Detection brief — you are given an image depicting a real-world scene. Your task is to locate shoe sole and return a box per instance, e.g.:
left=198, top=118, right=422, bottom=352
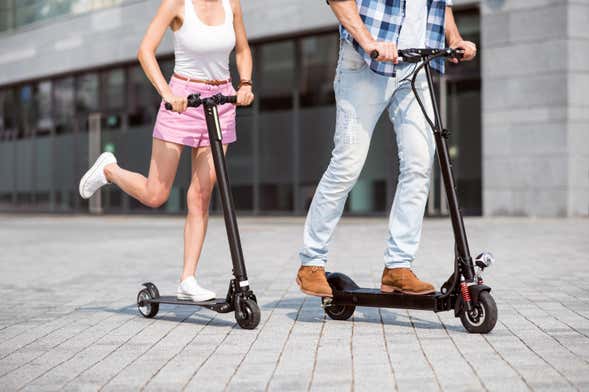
left=79, top=153, right=112, bottom=199
left=296, top=277, right=333, bottom=298
left=380, top=284, right=435, bottom=295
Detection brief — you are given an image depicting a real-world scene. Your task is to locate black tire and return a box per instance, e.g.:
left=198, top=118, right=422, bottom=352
left=137, top=288, right=159, bottom=318
left=324, top=304, right=356, bottom=321
left=235, top=298, right=261, bottom=329
left=460, top=291, right=497, bottom=334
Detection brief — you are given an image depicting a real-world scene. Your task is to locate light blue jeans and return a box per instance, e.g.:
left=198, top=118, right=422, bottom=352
left=299, top=40, right=435, bottom=269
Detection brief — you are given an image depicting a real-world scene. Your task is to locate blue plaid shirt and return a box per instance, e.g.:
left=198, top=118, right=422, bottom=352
left=340, top=0, right=450, bottom=76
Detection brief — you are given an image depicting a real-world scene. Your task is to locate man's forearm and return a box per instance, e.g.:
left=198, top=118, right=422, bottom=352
left=444, top=6, right=462, bottom=46
left=329, top=0, right=374, bottom=49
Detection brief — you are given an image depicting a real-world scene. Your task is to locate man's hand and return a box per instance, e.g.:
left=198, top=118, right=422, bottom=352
left=365, top=41, right=399, bottom=64
left=449, top=40, right=477, bottom=63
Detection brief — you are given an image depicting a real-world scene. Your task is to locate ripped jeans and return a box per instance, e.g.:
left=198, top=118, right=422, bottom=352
left=299, top=40, right=435, bottom=269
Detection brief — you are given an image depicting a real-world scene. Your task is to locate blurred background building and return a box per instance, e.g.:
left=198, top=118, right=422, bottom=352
left=0, top=0, right=586, bottom=217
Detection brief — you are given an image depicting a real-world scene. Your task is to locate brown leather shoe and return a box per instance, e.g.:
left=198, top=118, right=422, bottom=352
left=381, top=268, right=435, bottom=295
left=296, top=266, right=333, bottom=297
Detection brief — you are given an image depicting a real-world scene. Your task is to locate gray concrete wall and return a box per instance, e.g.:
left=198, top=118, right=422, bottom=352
left=0, top=0, right=336, bottom=85
left=481, top=0, right=588, bottom=216
left=0, top=0, right=480, bottom=86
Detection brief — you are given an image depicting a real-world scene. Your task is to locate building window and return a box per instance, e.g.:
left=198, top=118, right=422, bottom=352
left=101, top=68, right=125, bottom=111
left=0, top=88, right=17, bottom=140
left=0, top=4, right=13, bottom=32
left=299, top=33, right=338, bottom=107
left=258, top=41, right=295, bottom=111
left=76, top=73, right=99, bottom=116
left=128, top=65, right=160, bottom=127
left=17, top=85, right=35, bottom=139
left=54, top=77, right=75, bottom=134
left=1, top=0, right=126, bottom=33
left=35, top=81, right=53, bottom=134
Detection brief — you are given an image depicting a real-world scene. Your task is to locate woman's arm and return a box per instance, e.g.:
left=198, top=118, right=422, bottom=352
left=445, top=6, right=477, bottom=63
left=137, top=0, right=187, bottom=112
left=231, top=0, right=254, bottom=106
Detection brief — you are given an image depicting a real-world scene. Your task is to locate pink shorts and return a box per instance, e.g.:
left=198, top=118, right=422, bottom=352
left=153, top=77, right=237, bottom=148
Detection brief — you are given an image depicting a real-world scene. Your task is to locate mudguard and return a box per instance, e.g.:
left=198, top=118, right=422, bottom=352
left=142, top=282, right=160, bottom=299
left=454, top=284, right=491, bottom=317
left=325, top=272, right=360, bottom=292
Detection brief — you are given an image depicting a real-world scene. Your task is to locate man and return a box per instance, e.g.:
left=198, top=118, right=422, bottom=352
left=296, top=0, right=477, bottom=297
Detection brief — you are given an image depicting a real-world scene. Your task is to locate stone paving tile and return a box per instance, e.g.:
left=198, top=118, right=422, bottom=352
left=0, top=215, right=588, bottom=391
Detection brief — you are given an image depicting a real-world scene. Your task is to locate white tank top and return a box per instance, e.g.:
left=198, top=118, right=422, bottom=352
left=173, top=0, right=235, bottom=80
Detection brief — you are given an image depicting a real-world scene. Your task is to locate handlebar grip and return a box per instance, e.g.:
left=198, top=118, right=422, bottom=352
left=370, top=50, right=379, bottom=59
left=164, top=102, right=172, bottom=110
left=225, top=95, right=237, bottom=104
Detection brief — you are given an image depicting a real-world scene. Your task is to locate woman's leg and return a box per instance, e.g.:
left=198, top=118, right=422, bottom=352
left=105, top=138, right=183, bottom=208
left=181, top=144, right=228, bottom=281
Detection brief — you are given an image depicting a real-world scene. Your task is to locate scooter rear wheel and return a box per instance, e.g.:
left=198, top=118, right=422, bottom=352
left=324, top=304, right=355, bottom=321
left=460, top=291, right=497, bottom=334
left=137, top=289, right=159, bottom=318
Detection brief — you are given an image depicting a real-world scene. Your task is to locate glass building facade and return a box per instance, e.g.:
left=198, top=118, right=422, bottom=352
left=0, top=0, right=128, bottom=32
left=0, top=8, right=481, bottom=216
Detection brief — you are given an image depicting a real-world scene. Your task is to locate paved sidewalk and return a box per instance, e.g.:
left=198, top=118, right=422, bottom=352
left=0, top=215, right=588, bottom=391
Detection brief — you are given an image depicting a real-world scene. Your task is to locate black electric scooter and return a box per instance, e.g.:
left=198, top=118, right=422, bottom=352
left=322, top=48, right=498, bottom=334
left=136, top=93, right=261, bottom=330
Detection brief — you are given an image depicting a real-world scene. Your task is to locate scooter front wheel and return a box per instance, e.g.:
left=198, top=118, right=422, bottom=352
left=324, top=304, right=356, bottom=321
left=235, top=298, right=261, bottom=329
left=460, top=291, right=497, bottom=334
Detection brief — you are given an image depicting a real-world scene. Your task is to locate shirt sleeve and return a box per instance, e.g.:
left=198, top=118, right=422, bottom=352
left=446, top=0, right=453, bottom=6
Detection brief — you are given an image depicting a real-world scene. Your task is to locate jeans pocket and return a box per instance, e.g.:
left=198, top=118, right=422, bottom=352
left=338, top=41, right=367, bottom=73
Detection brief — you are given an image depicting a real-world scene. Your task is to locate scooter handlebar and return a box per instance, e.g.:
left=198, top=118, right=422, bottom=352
left=370, top=48, right=464, bottom=63
left=164, top=93, right=237, bottom=110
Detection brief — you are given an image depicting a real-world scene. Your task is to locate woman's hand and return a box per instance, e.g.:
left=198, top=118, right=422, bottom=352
left=236, top=85, right=254, bottom=106
left=163, top=93, right=188, bottom=113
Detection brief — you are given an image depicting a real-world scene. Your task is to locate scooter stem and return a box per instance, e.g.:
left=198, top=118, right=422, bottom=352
left=203, top=102, right=250, bottom=289
left=423, top=62, right=475, bottom=282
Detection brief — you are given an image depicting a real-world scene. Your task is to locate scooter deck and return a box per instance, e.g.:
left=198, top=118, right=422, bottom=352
left=331, top=288, right=439, bottom=311
left=146, top=296, right=227, bottom=306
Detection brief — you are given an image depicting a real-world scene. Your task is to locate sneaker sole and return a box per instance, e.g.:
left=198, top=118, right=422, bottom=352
left=380, top=284, right=435, bottom=295
left=296, top=277, right=333, bottom=298
left=79, top=153, right=112, bottom=199
left=176, top=293, right=215, bottom=302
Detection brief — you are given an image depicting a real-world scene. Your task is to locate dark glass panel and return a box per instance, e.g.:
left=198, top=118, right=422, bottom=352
left=17, top=84, right=35, bottom=139
left=76, top=73, right=99, bottom=113
left=53, top=77, right=75, bottom=134
left=101, top=68, right=125, bottom=111
left=258, top=110, right=294, bottom=211
left=0, top=88, right=18, bottom=139
left=445, top=9, right=480, bottom=80
left=35, top=81, right=53, bottom=133
left=128, top=65, right=160, bottom=126
left=258, top=41, right=295, bottom=111
left=159, top=59, right=175, bottom=81
left=299, top=33, right=338, bottom=107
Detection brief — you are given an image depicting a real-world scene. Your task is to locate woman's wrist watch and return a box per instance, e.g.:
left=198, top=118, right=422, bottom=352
left=237, top=79, right=253, bottom=90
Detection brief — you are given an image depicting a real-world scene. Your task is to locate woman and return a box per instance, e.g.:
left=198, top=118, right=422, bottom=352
left=78, top=0, right=254, bottom=301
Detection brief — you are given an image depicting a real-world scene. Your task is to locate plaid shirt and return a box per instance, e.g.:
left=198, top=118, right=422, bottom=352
left=339, top=0, right=451, bottom=76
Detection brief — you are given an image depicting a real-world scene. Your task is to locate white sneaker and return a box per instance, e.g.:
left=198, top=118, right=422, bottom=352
left=79, top=152, right=117, bottom=199
left=176, top=276, right=216, bottom=302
